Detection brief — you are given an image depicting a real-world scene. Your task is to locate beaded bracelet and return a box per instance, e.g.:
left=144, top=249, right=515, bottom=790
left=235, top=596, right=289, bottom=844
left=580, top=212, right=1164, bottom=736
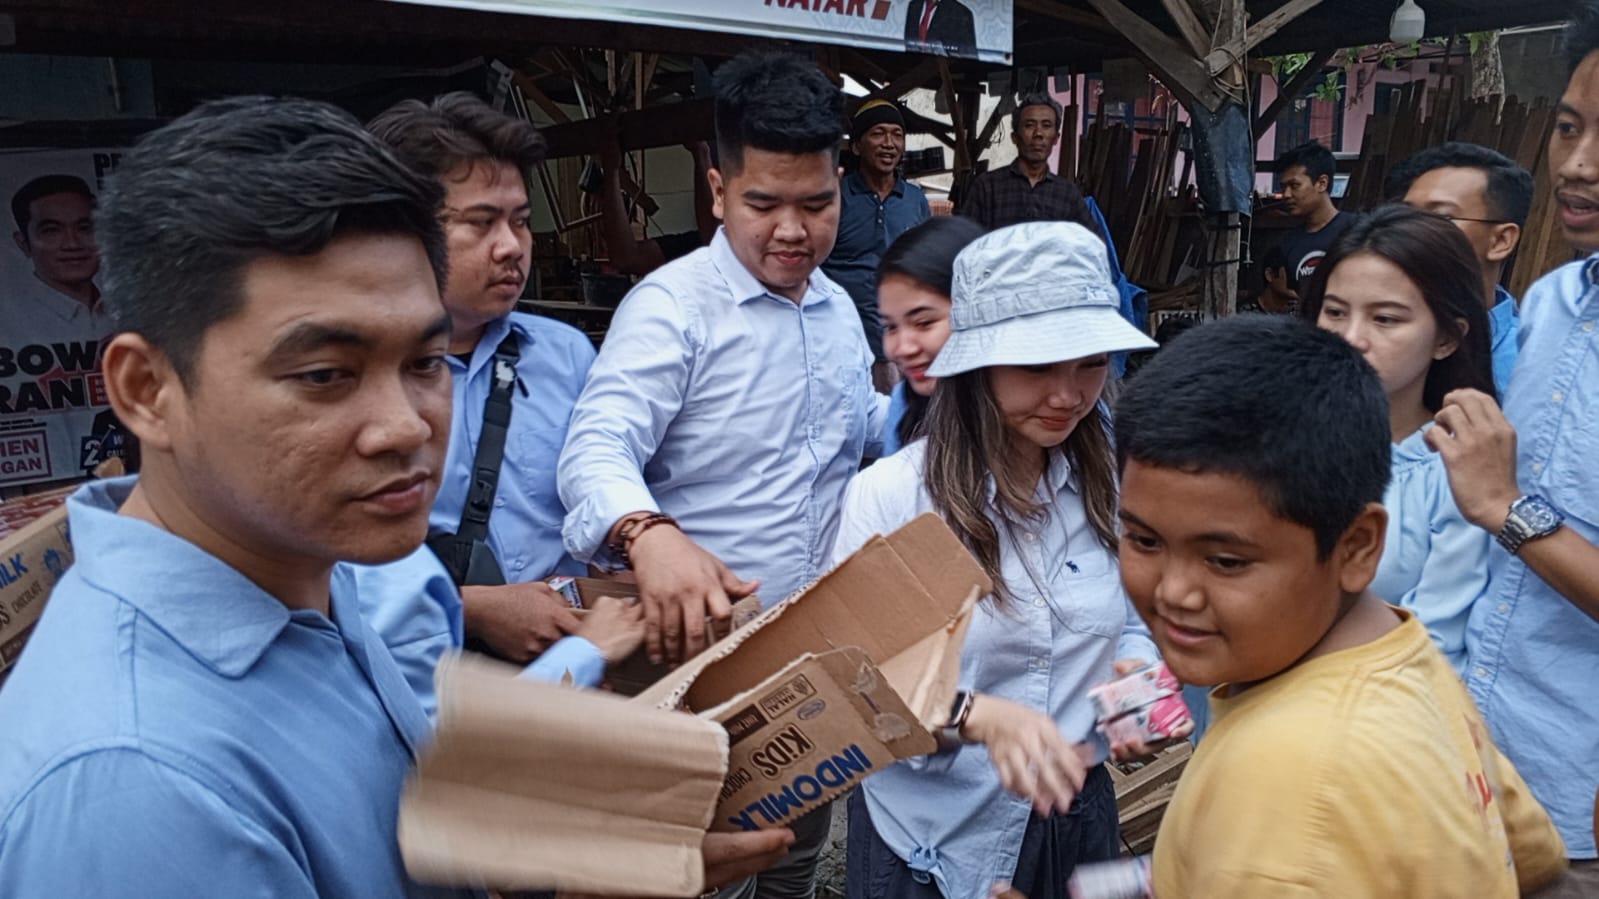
left=607, top=512, right=679, bottom=569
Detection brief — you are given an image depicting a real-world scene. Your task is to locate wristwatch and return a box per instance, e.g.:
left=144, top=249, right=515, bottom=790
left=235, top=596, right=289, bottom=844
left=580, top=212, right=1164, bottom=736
left=935, top=691, right=975, bottom=753
left=1496, top=495, right=1565, bottom=555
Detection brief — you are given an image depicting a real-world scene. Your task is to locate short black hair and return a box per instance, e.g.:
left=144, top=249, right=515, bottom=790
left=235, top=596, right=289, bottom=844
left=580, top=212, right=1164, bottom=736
left=1299, top=203, right=1497, bottom=409
left=1011, top=93, right=1064, bottom=133
left=1278, top=141, right=1335, bottom=187
left=1115, top=315, right=1391, bottom=560
left=1384, top=142, right=1533, bottom=226
left=879, top=215, right=985, bottom=298
left=11, top=174, right=94, bottom=234
left=367, top=91, right=546, bottom=181
left=712, top=51, right=843, bottom=175
left=1567, top=0, right=1599, bottom=75
left=98, top=96, right=447, bottom=383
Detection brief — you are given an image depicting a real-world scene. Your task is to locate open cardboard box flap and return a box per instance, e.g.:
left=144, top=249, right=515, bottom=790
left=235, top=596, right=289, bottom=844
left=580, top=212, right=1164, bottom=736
left=633, top=512, right=991, bottom=725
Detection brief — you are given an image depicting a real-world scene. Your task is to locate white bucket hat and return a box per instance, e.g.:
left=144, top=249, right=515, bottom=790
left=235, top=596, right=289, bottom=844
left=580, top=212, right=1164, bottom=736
left=927, top=220, right=1158, bottom=377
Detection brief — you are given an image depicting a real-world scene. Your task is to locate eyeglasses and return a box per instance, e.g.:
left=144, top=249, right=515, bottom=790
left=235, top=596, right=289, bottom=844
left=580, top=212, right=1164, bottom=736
left=1437, top=214, right=1511, bottom=225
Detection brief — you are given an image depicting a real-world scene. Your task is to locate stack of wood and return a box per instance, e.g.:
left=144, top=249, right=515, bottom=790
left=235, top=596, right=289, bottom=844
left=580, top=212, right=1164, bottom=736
left=1075, top=96, right=1192, bottom=290
left=1110, top=740, right=1192, bottom=857
left=1344, top=83, right=1576, bottom=296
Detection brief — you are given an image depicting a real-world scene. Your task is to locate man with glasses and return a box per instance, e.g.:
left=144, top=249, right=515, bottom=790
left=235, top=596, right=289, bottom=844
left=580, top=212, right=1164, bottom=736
left=1389, top=142, right=1534, bottom=395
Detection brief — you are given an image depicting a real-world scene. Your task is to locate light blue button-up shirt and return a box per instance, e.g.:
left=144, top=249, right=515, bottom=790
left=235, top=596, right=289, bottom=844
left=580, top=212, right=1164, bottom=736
left=882, top=381, right=911, bottom=455
left=1369, top=424, right=1491, bottom=675
left=0, top=478, right=473, bottom=896
left=349, top=546, right=604, bottom=720
left=1466, top=254, right=1599, bottom=859
left=559, top=228, right=888, bottom=607
left=832, top=441, right=1157, bottom=899
left=1489, top=285, right=1520, bottom=398
left=433, top=311, right=594, bottom=583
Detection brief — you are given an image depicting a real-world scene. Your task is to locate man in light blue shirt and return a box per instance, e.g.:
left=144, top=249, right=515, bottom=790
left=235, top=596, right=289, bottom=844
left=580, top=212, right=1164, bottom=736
left=364, top=94, right=640, bottom=710
left=1431, top=13, right=1599, bottom=893
left=1392, top=141, right=1533, bottom=396
left=559, top=51, right=886, bottom=899
left=0, top=97, right=474, bottom=897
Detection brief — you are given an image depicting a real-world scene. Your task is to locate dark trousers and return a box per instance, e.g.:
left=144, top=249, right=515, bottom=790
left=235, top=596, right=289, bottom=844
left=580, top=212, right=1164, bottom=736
left=846, top=766, right=1118, bottom=899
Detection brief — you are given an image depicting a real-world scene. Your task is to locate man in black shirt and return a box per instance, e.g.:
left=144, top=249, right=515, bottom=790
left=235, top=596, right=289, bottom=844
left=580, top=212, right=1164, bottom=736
left=958, top=93, right=1093, bottom=231
left=1269, top=141, right=1356, bottom=312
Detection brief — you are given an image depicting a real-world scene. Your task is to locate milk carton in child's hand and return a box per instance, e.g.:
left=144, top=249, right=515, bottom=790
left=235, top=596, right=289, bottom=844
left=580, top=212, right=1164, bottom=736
left=1088, top=662, right=1191, bottom=745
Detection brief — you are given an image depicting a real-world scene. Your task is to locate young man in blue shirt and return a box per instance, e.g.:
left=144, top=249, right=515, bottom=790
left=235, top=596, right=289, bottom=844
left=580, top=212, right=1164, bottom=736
left=559, top=50, right=887, bottom=899
left=0, top=95, right=470, bottom=897
left=365, top=94, right=640, bottom=709
left=1390, top=142, right=1533, bottom=395
left=1430, top=7, right=1599, bottom=894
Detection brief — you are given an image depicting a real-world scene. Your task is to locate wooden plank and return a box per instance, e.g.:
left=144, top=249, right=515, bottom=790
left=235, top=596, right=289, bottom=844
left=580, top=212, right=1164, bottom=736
left=858, top=57, right=940, bottom=105
left=540, top=98, right=714, bottom=159
left=1013, top=0, right=1123, bottom=37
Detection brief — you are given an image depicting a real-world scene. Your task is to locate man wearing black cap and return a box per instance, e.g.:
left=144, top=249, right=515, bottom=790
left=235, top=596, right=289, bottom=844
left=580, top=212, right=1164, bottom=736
left=822, top=99, right=931, bottom=392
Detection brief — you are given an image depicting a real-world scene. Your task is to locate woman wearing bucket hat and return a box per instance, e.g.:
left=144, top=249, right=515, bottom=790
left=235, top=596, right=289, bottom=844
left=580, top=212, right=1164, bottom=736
left=833, top=221, right=1172, bottom=899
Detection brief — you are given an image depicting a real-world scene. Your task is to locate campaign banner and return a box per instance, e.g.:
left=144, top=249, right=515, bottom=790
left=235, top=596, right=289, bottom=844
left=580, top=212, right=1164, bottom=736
left=386, top=0, right=1013, bottom=64
left=1, top=148, right=129, bottom=491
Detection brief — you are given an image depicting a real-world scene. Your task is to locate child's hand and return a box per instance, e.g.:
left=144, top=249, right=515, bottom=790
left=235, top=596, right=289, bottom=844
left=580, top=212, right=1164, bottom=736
left=1106, top=658, right=1194, bottom=762
left=961, top=694, right=1092, bottom=816
left=575, top=596, right=646, bottom=664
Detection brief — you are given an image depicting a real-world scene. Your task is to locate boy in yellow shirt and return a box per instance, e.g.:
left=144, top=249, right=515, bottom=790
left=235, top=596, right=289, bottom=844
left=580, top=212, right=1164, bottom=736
left=1111, top=316, right=1566, bottom=898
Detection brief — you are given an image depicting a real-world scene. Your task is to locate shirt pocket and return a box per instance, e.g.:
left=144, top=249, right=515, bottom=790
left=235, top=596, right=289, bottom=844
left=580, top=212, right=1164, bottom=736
left=1555, top=344, right=1599, bottom=527
left=1045, top=565, right=1126, bottom=638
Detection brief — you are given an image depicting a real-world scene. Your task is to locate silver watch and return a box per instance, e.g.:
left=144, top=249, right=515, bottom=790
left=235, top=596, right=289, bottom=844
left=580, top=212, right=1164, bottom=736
left=1496, top=495, right=1564, bottom=555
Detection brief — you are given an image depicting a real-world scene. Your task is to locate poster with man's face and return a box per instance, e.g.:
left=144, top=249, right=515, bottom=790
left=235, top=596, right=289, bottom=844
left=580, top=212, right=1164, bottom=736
left=1, top=148, right=127, bottom=491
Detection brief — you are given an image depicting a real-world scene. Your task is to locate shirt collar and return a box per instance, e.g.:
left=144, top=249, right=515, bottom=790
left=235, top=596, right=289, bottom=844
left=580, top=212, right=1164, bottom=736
left=1007, top=159, right=1056, bottom=182
left=845, top=169, right=906, bottom=198
left=982, top=448, right=1078, bottom=504
left=66, top=477, right=332, bottom=678
left=458, top=313, right=533, bottom=377
left=708, top=226, right=834, bottom=307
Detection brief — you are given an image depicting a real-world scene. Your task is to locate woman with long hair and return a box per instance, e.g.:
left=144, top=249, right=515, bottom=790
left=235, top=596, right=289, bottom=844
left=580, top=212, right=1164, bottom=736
left=1301, top=203, right=1496, bottom=673
left=834, top=222, right=1168, bottom=899
left=878, top=216, right=986, bottom=454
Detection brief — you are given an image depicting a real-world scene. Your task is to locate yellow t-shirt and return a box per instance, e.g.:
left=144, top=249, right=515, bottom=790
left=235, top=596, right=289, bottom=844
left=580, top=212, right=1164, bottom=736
left=1153, top=609, right=1566, bottom=898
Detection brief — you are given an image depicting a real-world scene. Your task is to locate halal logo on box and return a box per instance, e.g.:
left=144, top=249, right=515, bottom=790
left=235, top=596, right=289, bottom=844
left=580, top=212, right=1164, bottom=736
left=758, top=674, right=816, bottom=720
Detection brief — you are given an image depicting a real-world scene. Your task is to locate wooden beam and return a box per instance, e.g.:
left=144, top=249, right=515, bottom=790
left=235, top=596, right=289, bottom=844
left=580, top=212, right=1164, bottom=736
left=1014, top=0, right=1122, bottom=37
left=839, top=47, right=892, bottom=85
left=540, top=98, right=714, bottom=159
left=858, top=58, right=940, bottom=105
left=1251, top=47, right=1336, bottom=137
left=1082, top=0, right=1226, bottom=111
left=1161, top=0, right=1213, bottom=57
left=938, top=58, right=972, bottom=175
left=1243, top=0, right=1325, bottom=52
left=974, top=94, right=1016, bottom=159
left=1204, top=0, right=1326, bottom=74
left=514, top=72, right=571, bottom=125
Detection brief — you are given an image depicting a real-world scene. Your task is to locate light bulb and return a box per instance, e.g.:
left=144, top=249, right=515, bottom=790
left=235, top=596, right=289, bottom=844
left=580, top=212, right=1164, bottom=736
left=1390, top=0, right=1425, bottom=43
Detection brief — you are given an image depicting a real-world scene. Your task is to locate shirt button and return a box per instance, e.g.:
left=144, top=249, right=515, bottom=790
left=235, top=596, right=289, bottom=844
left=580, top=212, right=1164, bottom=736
left=1552, top=391, right=1564, bottom=404
left=494, top=498, right=506, bottom=508
left=1037, top=658, right=1050, bottom=670
left=1034, top=597, right=1046, bottom=608
left=1023, top=531, right=1039, bottom=543
left=1533, top=462, right=1544, bottom=475
left=1474, top=667, right=1489, bottom=679
left=1586, top=321, right=1597, bottom=332
left=1496, top=603, right=1510, bottom=614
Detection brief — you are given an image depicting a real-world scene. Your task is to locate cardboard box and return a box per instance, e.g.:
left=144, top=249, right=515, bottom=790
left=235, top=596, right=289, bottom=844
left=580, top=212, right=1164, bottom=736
left=633, top=512, right=989, bottom=832
left=0, top=499, right=73, bottom=677
left=399, top=513, right=991, bottom=894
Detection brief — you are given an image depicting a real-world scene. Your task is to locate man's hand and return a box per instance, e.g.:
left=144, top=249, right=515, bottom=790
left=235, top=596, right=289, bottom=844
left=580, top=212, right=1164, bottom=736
left=575, top=596, right=646, bottom=663
left=628, top=524, right=758, bottom=665
left=961, top=694, right=1091, bottom=817
left=461, top=582, right=582, bottom=664
left=1425, top=388, right=1522, bottom=532
left=703, top=828, right=795, bottom=889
